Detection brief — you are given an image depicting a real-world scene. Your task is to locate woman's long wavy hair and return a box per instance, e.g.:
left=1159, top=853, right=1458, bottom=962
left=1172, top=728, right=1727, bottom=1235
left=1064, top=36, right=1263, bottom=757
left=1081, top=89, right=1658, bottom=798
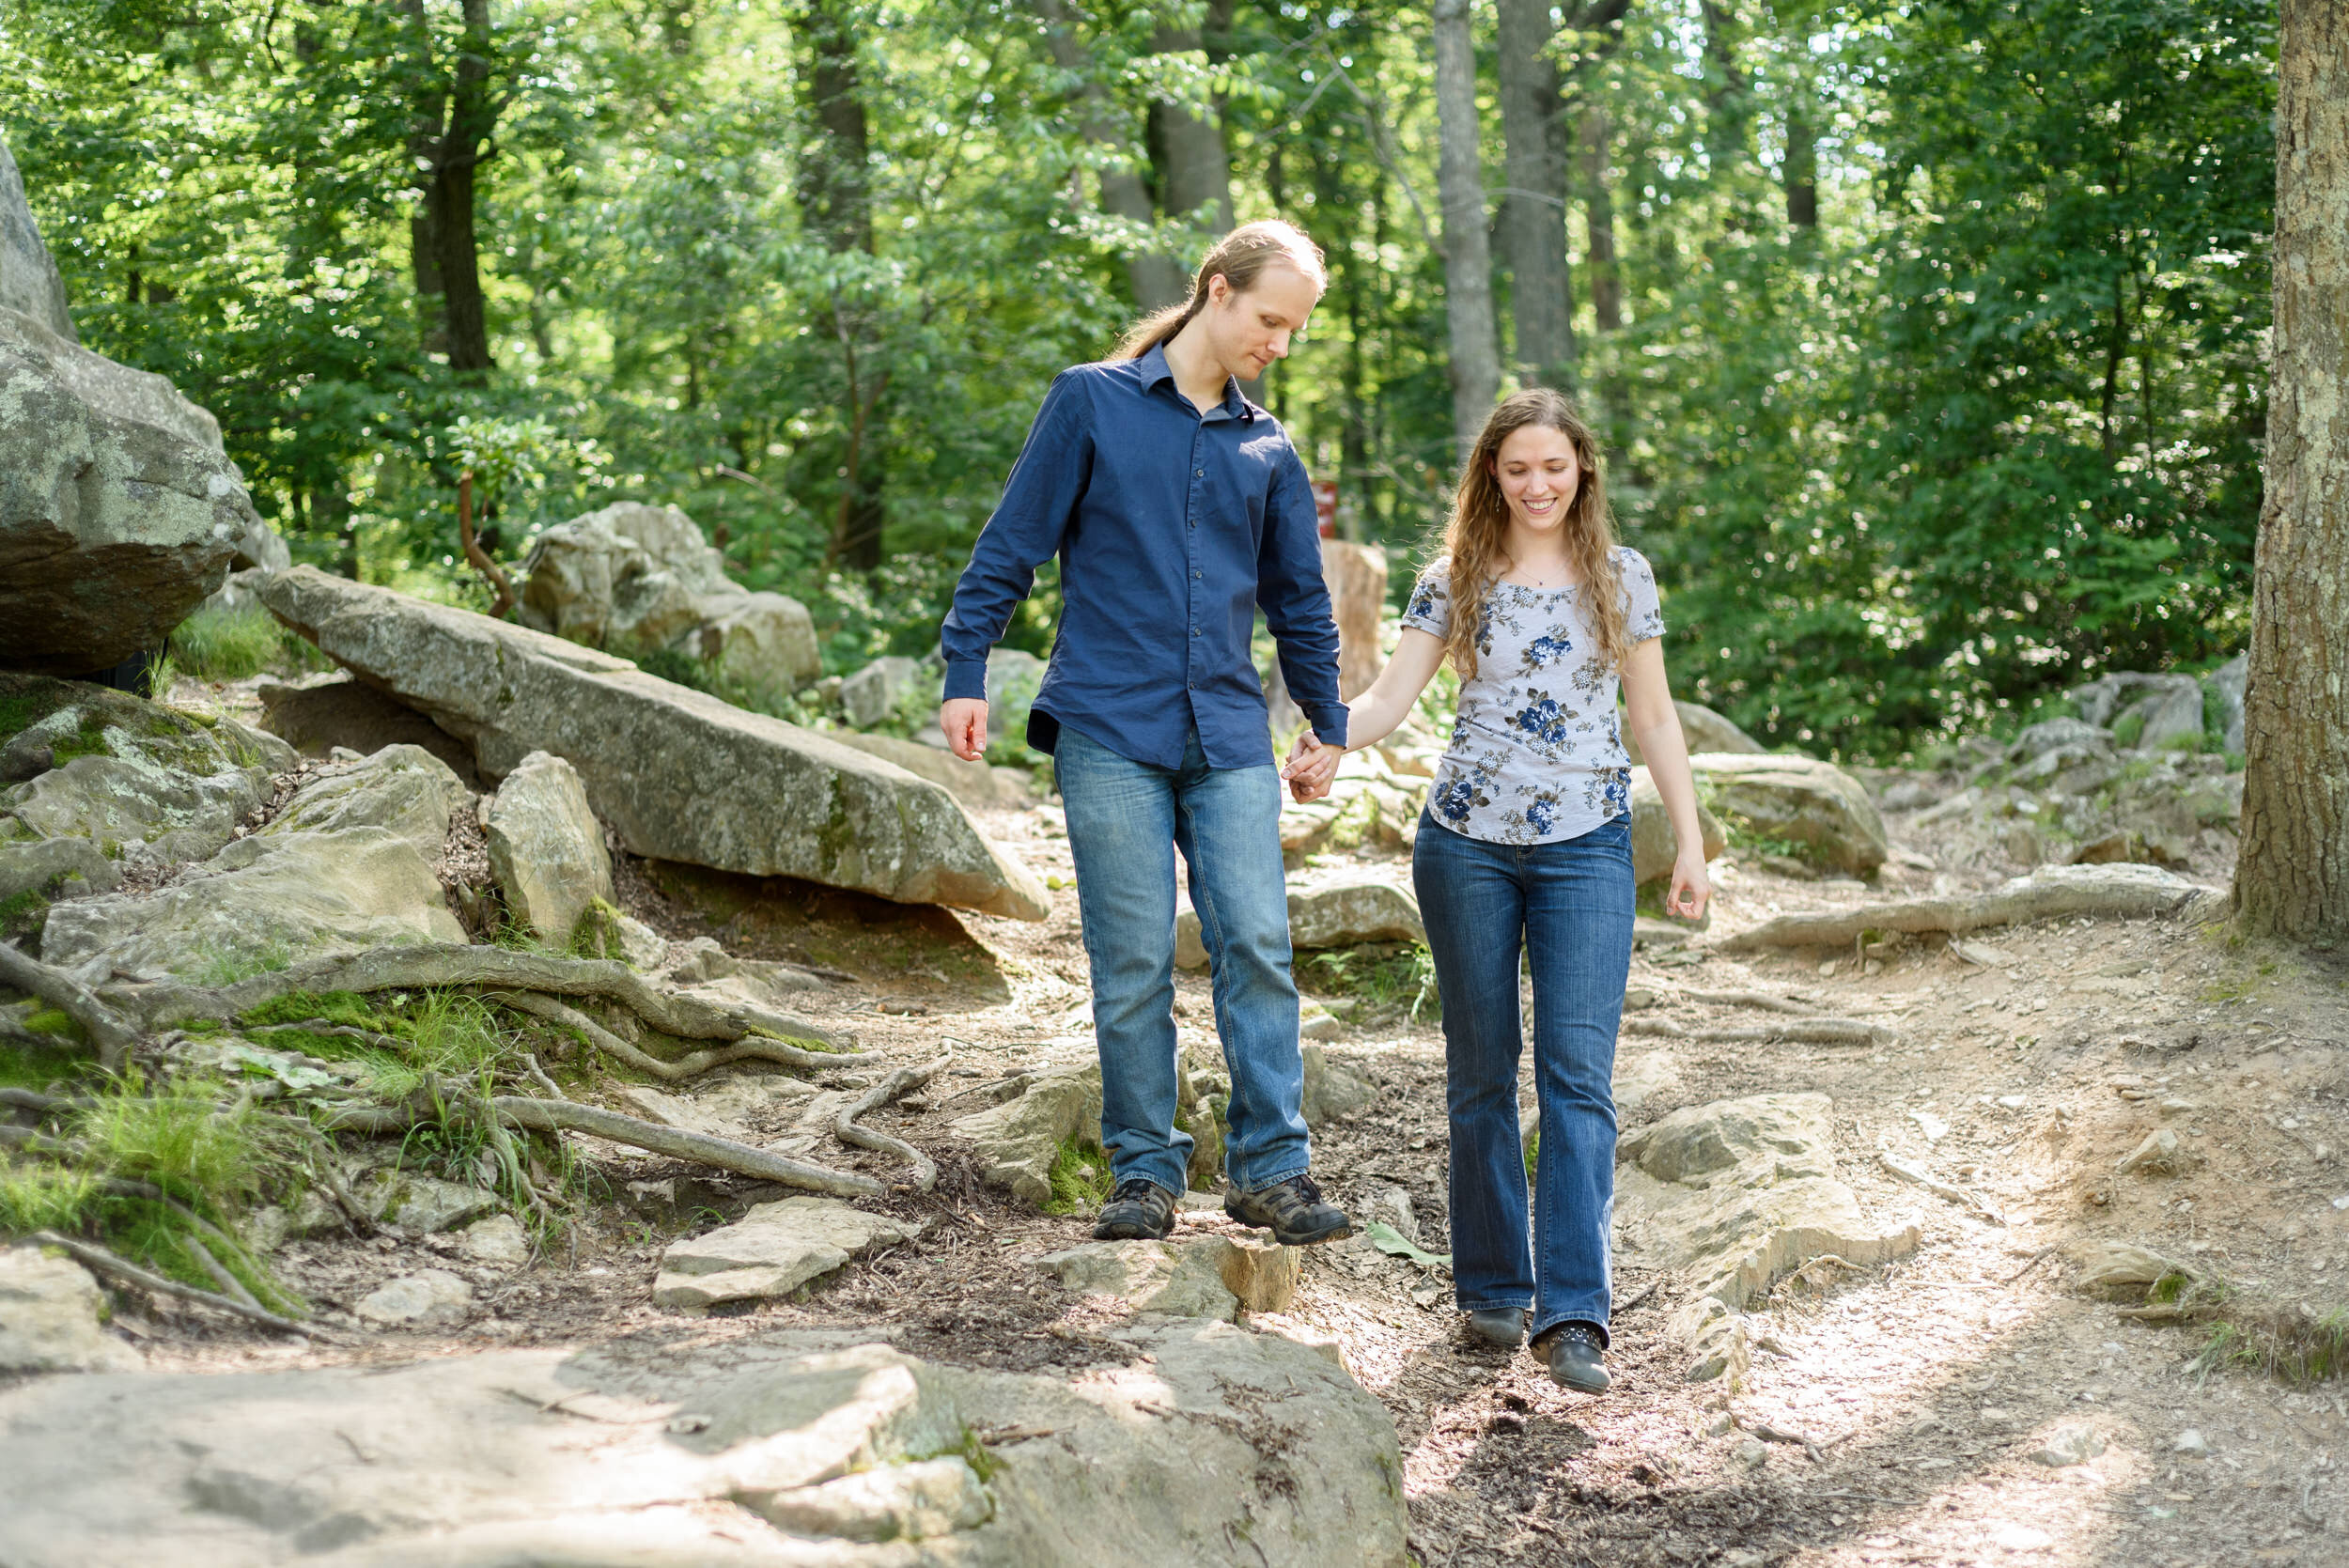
left=1112, top=220, right=1327, bottom=361
left=1438, top=389, right=1626, bottom=682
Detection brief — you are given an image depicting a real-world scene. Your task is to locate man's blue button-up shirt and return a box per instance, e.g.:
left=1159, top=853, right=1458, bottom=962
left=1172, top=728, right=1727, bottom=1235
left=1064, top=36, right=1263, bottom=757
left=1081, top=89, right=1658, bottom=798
left=941, top=344, right=1347, bottom=770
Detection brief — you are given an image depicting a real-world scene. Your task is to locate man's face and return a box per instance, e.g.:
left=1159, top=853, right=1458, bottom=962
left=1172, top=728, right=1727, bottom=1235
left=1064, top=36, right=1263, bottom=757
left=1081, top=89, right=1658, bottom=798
left=1206, top=263, right=1319, bottom=382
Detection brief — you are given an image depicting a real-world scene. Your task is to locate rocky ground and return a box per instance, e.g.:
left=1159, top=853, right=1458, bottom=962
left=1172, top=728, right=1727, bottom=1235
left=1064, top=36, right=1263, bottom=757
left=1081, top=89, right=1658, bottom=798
left=5, top=658, right=2343, bottom=1568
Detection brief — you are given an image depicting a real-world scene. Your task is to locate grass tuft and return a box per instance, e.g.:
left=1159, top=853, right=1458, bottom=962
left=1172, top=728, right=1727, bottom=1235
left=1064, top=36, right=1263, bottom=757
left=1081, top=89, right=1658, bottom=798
left=1043, top=1138, right=1114, bottom=1217
left=166, top=606, right=327, bottom=682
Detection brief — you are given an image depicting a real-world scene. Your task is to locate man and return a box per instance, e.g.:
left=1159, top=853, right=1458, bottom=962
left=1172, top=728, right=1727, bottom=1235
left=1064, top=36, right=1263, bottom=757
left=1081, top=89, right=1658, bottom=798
left=939, top=220, right=1350, bottom=1247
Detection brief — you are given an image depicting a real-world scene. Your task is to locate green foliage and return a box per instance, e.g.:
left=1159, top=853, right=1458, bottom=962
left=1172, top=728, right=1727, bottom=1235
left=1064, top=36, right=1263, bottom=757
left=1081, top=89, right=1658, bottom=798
left=167, top=606, right=325, bottom=683
left=73, top=1074, right=271, bottom=1213
left=1304, top=944, right=1439, bottom=1021
left=184, top=939, right=295, bottom=988
left=0, top=1164, right=101, bottom=1234
left=1043, top=1139, right=1114, bottom=1217
left=2111, top=711, right=2148, bottom=749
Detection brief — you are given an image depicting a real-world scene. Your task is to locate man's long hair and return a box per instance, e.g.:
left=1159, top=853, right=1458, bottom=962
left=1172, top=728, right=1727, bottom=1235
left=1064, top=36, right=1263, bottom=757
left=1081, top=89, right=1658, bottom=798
left=1112, top=220, right=1328, bottom=361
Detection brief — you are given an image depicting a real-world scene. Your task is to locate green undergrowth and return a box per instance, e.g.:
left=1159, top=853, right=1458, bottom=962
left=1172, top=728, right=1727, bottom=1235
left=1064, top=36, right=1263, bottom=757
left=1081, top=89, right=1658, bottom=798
left=1043, top=1138, right=1114, bottom=1216
left=2190, top=1311, right=2349, bottom=1385
left=1303, top=943, right=1439, bottom=1022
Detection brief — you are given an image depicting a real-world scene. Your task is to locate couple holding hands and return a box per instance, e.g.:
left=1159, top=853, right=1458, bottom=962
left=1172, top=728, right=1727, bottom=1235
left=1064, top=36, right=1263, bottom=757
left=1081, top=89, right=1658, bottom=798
left=938, top=221, right=1711, bottom=1395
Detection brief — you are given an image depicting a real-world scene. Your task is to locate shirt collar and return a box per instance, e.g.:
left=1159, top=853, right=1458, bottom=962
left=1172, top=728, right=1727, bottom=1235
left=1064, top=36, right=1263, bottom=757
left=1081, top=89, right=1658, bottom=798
left=1137, top=342, right=1253, bottom=423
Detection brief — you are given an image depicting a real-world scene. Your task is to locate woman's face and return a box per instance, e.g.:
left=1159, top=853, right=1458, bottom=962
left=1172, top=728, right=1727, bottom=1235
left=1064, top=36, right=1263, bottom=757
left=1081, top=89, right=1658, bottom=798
left=1491, top=424, right=1582, bottom=537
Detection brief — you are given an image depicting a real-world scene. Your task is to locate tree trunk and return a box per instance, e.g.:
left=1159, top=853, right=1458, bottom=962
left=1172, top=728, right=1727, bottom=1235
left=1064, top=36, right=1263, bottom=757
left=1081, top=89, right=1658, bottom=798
left=431, top=0, right=496, bottom=373
left=1784, top=95, right=1818, bottom=229
left=1700, top=0, right=1749, bottom=173
left=1146, top=8, right=1233, bottom=231
left=802, top=0, right=887, bottom=571
left=399, top=0, right=448, bottom=357
left=1494, top=0, right=1573, bottom=387
left=1579, top=106, right=1621, bottom=332
left=1032, top=0, right=1188, bottom=309
left=1433, top=0, right=1500, bottom=463
left=2234, top=0, right=2349, bottom=943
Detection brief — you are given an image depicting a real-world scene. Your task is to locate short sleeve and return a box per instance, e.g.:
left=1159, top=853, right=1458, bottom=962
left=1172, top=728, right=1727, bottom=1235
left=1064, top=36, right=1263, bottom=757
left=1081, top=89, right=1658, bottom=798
left=1400, top=564, right=1452, bottom=639
left=1619, top=548, right=1665, bottom=642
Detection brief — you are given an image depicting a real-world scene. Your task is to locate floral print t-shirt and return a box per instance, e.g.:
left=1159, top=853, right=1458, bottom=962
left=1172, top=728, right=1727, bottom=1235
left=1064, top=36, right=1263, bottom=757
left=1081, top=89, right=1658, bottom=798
left=1400, top=547, right=1667, bottom=846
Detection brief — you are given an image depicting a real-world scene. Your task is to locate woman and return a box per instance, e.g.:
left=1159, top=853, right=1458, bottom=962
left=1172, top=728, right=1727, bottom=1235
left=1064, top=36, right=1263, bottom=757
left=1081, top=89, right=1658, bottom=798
left=1288, top=389, right=1710, bottom=1392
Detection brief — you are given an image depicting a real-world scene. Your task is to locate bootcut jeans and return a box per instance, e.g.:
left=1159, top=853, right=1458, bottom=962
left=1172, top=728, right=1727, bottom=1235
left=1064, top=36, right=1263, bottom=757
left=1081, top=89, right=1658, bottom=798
left=1053, top=722, right=1313, bottom=1196
left=1411, top=811, right=1635, bottom=1344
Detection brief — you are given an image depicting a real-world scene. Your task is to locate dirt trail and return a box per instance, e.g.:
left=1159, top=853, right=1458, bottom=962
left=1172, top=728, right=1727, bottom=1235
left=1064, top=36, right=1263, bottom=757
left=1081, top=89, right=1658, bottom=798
left=102, top=744, right=2348, bottom=1567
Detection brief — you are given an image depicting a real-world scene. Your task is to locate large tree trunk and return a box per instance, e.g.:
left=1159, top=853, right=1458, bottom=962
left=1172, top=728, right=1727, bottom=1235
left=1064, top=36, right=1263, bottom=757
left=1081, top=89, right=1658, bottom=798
left=802, top=0, right=886, bottom=571
left=1032, top=0, right=1188, bottom=310
left=1146, top=4, right=1233, bottom=232
left=432, top=0, right=496, bottom=373
left=1494, top=0, right=1573, bottom=388
left=1784, top=93, right=1818, bottom=229
left=2234, top=0, right=2349, bottom=943
left=1432, top=0, right=1500, bottom=463
left=1700, top=0, right=1750, bottom=174
left=1579, top=106, right=1622, bottom=333
left=399, top=0, right=448, bottom=357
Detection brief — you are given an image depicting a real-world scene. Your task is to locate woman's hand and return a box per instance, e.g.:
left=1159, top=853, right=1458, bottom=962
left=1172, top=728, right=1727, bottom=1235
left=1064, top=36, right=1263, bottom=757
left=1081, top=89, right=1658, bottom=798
left=1666, top=846, right=1712, bottom=922
left=1282, top=731, right=1344, bottom=802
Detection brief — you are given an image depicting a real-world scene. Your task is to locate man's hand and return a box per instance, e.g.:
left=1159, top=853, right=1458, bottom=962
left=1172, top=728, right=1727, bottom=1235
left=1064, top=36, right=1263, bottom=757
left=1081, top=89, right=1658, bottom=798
left=1666, top=847, right=1712, bottom=922
left=1281, top=730, right=1343, bottom=803
left=941, top=698, right=989, bottom=762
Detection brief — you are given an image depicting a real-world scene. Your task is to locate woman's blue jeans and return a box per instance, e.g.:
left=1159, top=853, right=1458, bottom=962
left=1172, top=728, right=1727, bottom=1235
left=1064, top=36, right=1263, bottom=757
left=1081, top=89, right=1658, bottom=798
left=1411, top=812, right=1633, bottom=1343
left=1053, top=722, right=1313, bottom=1196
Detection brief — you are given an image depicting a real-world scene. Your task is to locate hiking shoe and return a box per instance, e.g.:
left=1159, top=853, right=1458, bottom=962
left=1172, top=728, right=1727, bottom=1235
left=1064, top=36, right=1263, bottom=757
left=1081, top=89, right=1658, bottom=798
left=1534, top=1322, right=1610, bottom=1393
left=1466, top=1307, right=1529, bottom=1349
left=1222, top=1172, right=1352, bottom=1247
left=1093, top=1178, right=1176, bottom=1241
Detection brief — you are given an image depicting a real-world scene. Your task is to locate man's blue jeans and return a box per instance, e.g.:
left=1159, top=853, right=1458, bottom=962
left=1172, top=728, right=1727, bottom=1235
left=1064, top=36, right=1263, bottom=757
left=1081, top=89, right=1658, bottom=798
left=1054, top=722, right=1312, bottom=1195
left=1411, top=812, right=1634, bottom=1344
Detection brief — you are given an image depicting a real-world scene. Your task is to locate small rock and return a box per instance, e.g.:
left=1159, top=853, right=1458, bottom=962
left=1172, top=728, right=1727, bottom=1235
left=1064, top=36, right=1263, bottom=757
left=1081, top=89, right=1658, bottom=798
left=1908, top=1110, right=1950, bottom=1142
left=1735, top=1436, right=1767, bottom=1467
left=1301, top=1045, right=1374, bottom=1126
left=456, top=1215, right=530, bottom=1266
left=0, top=1249, right=141, bottom=1373
left=352, top=1169, right=499, bottom=1234
left=1299, top=1002, right=1342, bottom=1041
left=2173, top=1428, right=2212, bottom=1457
left=1952, top=939, right=2017, bottom=968
left=653, top=1197, right=917, bottom=1311
left=2115, top=1128, right=2181, bottom=1176
left=355, top=1268, right=474, bottom=1327
left=2027, top=1424, right=2105, bottom=1467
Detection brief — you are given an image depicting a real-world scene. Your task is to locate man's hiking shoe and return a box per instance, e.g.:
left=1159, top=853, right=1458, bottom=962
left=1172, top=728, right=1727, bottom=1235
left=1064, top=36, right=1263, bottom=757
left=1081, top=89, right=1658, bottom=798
left=1222, top=1173, right=1351, bottom=1246
left=1533, top=1322, right=1610, bottom=1393
left=1093, top=1179, right=1176, bottom=1241
left=1466, top=1308, right=1529, bottom=1348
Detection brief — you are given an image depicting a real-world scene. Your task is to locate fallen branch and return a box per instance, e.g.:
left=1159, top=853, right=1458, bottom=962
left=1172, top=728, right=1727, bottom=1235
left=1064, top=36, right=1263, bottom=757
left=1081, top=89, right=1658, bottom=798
left=109, top=943, right=862, bottom=1054
left=488, top=1096, right=883, bottom=1200
left=1720, top=864, right=2208, bottom=952
left=22, top=1232, right=331, bottom=1341
left=834, top=1054, right=952, bottom=1191
left=491, top=990, right=856, bottom=1078
left=0, top=941, right=142, bottom=1072
left=1876, top=1145, right=2004, bottom=1225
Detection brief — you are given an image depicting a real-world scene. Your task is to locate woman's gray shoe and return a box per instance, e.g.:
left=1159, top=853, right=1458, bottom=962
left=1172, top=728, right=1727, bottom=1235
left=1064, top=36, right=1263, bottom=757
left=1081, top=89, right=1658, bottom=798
left=1534, top=1322, right=1610, bottom=1393
left=1094, top=1178, right=1176, bottom=1241
left=1466, top=1308, right=1529, bottom=1348
left=1222, top=1173, right=1351, bottom=1246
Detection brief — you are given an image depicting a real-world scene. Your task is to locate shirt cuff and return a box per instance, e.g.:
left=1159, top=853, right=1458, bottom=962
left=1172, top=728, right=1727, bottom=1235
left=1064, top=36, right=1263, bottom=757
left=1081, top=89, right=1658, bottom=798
left=1302, top=703, right=1349, bottom=749
left=942, top=659, right=990, bottom=704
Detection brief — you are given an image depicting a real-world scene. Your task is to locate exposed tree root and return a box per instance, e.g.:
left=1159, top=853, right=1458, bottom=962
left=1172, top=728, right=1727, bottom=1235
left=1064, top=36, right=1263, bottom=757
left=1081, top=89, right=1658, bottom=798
left=107, top=943, right=863, bottom=1054
left=249, top=1018, right=412, bottom=1053
left=22, top=1232, right=331, bottom=1341
left=833, top=1054, right=952, bottom=1191
left=1877, top=1145, right=2005, bottom=1224
left=1681, top=988, right=1819, bottom=1016
left=1623, top=1016, right=1895, bottom=1047
left=490, top=990, right=859, bottom=1079
left=0, top=941, right=141, bottom=1072
left=1719, top=864, right=2209, bottom=951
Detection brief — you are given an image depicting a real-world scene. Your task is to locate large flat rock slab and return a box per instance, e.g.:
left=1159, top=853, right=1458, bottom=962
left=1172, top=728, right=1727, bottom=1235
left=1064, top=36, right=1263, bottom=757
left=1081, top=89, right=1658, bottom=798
left=0, top=1320, right=1408, bottom=1567
left=257, top=567, right=1047, bottom=921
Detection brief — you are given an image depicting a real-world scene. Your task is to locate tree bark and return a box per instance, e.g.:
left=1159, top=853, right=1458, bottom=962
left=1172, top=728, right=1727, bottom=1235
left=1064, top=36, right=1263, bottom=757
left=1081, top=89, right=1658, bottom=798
left=1784, top=95, right=1818, bottom=229
left=2234, top=0, right=2349, bottom=943
left=1145, top=5, right=1233, bottom=232
left=398, top=0, right=448, bottom=356
left=1700, top=0, right=1750, bottom=173
left=1432, top=0, right=1501, bottom=463
left=1579, top=107, right=1622, bottom=332
left=432, top=0, right=496, bottom=373
left=801, top=0, right=887, bottom=569
left=1494, top=0, right=1573, bottom=387
left=1031, top=0, right=1189, bottom=309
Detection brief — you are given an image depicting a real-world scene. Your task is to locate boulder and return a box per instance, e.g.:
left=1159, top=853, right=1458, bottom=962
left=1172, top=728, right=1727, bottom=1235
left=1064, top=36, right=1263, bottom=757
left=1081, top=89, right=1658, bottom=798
left=1176, top=877, right=1426, bottom=970
left=516, top=501, right=819, bottom=699
left=484, top=750, right=613, bottom=947
left=0, top=1248, right=140, bottom=1373
left=2010, top=717, right=2111, bottom=761
left=256, top=567, right=1048, bottom=921
left=0, top=139, right=75, bottom=340
left=0, top=834, right=119, bottom=921
left=0, top=154, right=262, bottom=672
left=2206, top=653, right=2248, bottom=754
left=950, top=1059, right=1103, bottom=1205
left=1324, top=540, right=1390, bottom=701
left=1689, top=753, right=1887, bottom=876
left=0, top=1318, right=1409, bottom=1567
left=1624, top=699, right=1765, bottom=764
left=828, top=729, right=1031, bottom=811
left=39, top=743, right=469, bottom=984
left=653, top=1197, right=920, bottom=1311
left=2066, top=672, right=2205, bottom=750
left=1629, top=766, right=1728, bottom=885
left=1614, top=1093, right=1918, bottom=1377
left=838, top=655, right=923, bottom=729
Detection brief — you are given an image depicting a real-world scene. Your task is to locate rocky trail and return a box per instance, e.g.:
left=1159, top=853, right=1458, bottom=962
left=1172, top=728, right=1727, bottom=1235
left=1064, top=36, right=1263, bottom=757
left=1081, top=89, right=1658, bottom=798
left=8, top=650, right=2344, bottom=1567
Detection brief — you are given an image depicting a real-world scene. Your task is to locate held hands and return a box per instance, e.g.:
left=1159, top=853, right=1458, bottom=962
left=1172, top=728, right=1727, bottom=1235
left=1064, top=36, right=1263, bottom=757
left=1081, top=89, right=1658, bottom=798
left=941, top=698, right=989, bottom=762
left=1666, top=846, right=1713, bottom=923
left=1281, top=730, right=1344, bottom=803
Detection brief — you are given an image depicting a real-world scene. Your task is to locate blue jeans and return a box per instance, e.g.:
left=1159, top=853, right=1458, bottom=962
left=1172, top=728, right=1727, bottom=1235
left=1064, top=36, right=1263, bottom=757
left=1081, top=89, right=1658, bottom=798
left=1054, top=722, right=1312, bottom=1194
left=1412, top=812, right=1633, bottom=1343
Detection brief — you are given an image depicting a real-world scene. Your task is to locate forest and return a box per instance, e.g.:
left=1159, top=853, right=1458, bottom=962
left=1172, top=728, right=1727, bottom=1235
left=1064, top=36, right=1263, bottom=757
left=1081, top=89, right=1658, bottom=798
left=3, top=0, right=2279, bottom=758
